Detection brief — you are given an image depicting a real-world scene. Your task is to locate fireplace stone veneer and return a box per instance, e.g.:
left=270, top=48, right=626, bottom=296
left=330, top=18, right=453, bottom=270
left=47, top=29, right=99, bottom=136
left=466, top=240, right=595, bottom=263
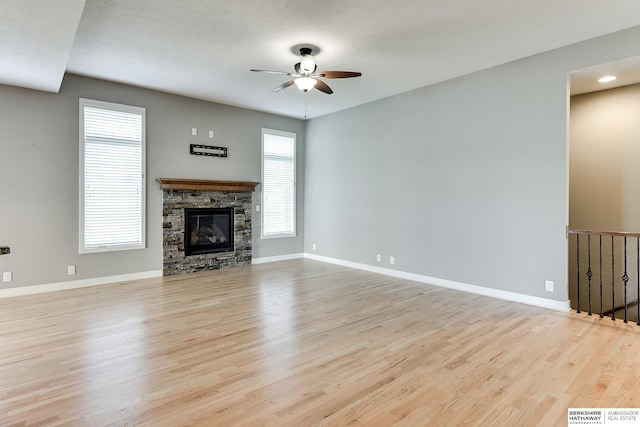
left=157, top=179, right=259, bottom=276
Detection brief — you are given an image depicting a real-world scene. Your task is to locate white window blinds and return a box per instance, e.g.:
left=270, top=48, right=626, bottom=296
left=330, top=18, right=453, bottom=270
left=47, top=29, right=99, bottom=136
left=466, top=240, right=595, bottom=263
left=80, top=99, right=146, bottom=253
left=262, top=129, right=296, bottom=238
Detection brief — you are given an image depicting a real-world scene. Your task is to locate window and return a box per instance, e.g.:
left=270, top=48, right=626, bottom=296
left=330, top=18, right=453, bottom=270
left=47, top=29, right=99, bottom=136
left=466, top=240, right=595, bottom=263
left=262, top=129, right=296, bottom=238
left=79, top=98, right=146, bottom=253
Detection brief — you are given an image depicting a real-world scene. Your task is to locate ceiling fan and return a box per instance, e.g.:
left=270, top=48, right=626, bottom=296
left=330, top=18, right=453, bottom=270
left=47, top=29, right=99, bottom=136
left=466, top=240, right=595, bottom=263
left=251, top=47, right=362, bottom=94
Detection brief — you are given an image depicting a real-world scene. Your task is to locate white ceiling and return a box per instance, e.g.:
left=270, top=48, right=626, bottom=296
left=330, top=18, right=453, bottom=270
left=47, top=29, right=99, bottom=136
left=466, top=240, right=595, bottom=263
left=3, top=1, right=640, bottom=119
left=570, top=56, right=640, bottom=96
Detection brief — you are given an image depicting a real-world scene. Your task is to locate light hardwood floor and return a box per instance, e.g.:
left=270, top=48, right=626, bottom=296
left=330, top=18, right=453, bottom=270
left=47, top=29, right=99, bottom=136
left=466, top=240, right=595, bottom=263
left=1, top=259, right=639, bottom=426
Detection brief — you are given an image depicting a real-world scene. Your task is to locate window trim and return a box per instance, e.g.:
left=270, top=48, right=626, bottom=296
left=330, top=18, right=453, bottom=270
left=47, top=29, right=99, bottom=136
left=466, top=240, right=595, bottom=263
left=261, top=128, right=296, bottom=239
left=79, top=98, right=146, bottom=254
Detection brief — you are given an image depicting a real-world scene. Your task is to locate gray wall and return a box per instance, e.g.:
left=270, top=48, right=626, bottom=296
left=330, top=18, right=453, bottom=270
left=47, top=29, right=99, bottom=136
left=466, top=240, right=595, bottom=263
left=570, top=84, right=640, bottom=231
left=304, top=26, right=640, bottom=303
left=0, top=74, right=304, bottom=288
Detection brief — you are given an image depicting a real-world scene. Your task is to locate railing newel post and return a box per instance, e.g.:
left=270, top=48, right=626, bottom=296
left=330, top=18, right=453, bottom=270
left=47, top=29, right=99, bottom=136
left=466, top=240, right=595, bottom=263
left=576, top=234, right=581, bottom=314
left=611, top=236, right=615, bottom=321
left=600, top=234, right=603, bottom=319
left=587, top=234, right=592, bottom=316
left=623, top=236, right=629, bottom=323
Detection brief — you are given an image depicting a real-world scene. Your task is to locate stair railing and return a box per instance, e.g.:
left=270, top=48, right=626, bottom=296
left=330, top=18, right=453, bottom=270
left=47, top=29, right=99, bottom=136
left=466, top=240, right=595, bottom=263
left=567, top=228, right=640, bottom=325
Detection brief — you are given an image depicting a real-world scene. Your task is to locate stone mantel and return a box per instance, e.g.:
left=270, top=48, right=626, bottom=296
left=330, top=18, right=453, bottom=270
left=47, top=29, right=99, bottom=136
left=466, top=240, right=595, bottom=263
left=156, top=178, right=259, bottom=192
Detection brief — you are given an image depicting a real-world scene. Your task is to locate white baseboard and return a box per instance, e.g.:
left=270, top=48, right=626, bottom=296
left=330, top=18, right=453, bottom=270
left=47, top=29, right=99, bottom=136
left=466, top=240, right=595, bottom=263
left=0, top=270, right=163, bottom=298
left=252, top=253, right=305, bottom=264
left=303, top=253, right=570, bottom=312
left=2, top=254, right=570, bottom=313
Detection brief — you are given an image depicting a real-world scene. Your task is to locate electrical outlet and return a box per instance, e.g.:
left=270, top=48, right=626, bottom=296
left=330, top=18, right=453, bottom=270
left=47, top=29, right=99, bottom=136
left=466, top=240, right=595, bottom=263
left=208, top=130, right=214, bottom=138
left=256, top=205, right=260, bottom=212
left=191, top=127, right=197, bottom=136
left=68, top=265, right=76, bottom=275
left=3, top=272, right=12, bottom=282
left=545, top=280, right=554, bottom=292
left=312, top=243, right=316, bottom=250
left=390, top=256, right=395, bottom=265
left=376, top=254, right=381, bottom=262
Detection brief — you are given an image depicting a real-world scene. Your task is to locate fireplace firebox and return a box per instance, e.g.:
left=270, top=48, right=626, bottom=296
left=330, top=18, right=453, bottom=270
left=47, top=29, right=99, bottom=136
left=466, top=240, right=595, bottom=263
left=184, top=207, right=234, bottom=256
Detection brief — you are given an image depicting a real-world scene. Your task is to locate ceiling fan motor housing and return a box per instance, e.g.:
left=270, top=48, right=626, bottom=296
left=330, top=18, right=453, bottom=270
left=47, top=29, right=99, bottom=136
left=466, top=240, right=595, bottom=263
left=299, top=47, right=316, bottom=74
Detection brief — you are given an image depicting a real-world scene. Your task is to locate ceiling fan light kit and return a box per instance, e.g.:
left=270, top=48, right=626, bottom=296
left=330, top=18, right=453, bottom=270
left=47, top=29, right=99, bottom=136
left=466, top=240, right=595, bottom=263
left=251, top=47, right=362, bottom=95
left=294, top=76, right=317, bottom=92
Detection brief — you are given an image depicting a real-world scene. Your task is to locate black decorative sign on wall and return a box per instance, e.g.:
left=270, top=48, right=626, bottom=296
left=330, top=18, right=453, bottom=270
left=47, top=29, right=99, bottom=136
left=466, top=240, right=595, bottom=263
left=190, top=144, right=228, bottom=158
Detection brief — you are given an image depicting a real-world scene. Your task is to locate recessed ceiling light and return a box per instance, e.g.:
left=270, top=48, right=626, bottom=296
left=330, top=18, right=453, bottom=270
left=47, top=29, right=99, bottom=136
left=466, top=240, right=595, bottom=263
left=598, top=75, right=617, bottom=83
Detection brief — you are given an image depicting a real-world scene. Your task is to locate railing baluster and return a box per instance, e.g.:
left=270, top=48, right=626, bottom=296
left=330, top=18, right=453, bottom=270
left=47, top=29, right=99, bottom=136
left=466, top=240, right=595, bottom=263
left=599, top=234, right=603, bottom=319
left=587, top=234, right=592, bottom=316
left=623, top=236, right=629, bottom=323
left=576, top=234, right=580, bottom=314
left=611, top=236, right=615, bottom=321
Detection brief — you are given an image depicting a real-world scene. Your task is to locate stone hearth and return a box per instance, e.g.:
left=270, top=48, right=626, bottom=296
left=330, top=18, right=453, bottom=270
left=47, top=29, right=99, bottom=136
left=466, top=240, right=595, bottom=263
left=157, top=178, right=259, bottom=276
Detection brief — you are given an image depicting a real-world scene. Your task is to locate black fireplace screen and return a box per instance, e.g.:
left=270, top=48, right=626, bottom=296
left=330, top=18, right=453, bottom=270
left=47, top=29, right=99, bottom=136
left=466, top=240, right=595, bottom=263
left=184, top=207, right=234, bottom=256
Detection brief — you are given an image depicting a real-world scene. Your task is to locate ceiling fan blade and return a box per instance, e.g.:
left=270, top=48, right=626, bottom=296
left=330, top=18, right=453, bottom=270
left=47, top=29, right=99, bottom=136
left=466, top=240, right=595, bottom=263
left=273, top=80, right=295, bottom=92
left=315, top=71, right=362, bottom=79
left=251, top=69, right=293, bottom=75
left=314, top=79, right=333, bottom=94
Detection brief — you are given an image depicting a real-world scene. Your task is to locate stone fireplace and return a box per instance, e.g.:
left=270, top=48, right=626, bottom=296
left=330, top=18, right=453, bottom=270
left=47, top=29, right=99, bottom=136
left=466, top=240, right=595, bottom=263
left=157, top=178, right=259, bottom=276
